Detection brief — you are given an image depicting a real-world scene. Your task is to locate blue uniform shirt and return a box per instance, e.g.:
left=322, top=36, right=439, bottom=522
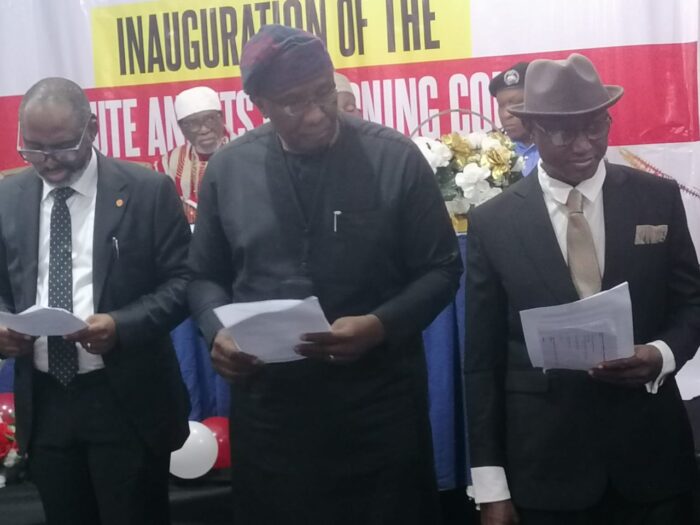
left=515, top=141, right=540, bottom=177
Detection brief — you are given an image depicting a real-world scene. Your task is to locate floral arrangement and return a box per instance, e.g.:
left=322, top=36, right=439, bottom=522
left=413, top=130, right=524, bottom=214
left=0, top=394, right=18, bottom=488
left=0, top=419, right=15, bottom=460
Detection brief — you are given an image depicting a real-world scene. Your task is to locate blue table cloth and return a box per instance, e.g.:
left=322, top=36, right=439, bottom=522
left=0, top=359, right=11, bottom=394
left=0, top=237, right=469, bottom=490
left=424, top=235, right=469, bottom=489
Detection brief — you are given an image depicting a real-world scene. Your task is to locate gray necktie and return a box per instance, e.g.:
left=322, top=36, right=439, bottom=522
left=566, top=189, right=601, bottom=298
left=48, top=187, right=78, bottom=386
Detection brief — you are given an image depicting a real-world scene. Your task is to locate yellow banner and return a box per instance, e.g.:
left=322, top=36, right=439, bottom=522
left=91, top=0, right=471, bottom=87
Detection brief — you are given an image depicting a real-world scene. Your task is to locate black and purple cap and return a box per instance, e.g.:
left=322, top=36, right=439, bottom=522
left=241, top=24, right=334, bottom=98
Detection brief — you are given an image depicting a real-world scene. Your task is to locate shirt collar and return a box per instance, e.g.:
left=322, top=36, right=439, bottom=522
left=514, top=141, right=537, bottom=155
left=538, top=158, right=606, bottom=207
left=41, top=149, right=98, bottom=202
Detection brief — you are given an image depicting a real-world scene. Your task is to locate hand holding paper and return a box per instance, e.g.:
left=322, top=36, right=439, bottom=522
left=209, top=330, right=262, bottom=381
left=0, top=305, right=89, bottom=358
left=0, top=306, right=87, bottom=337
left=588, top=344, right=663, bottom=387
left=214, top=296, right=330, bottom=364
left=296, top=314, right=385, bottom=364
left=0, top=326, right=34, bottom=359
left=64, top=314, right=118, bottom=355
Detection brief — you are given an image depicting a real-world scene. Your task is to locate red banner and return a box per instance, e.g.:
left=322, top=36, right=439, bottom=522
left=0, top=42, right=696, bottom=172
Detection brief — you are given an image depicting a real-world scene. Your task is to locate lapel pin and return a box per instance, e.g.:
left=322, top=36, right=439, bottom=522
left=116, top=198, right=124, bottom=207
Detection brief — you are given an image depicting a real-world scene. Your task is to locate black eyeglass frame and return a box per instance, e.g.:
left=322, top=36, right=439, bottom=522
left=531, top=115, right=612, bottom=147
left=178, top=112, right=224, bottom=134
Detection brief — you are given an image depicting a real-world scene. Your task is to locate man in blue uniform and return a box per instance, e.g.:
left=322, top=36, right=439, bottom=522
left=489, top=62, right=539, bottom=176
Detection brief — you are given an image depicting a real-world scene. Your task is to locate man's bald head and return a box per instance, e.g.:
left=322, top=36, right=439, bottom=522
left=18, top=78, right=97, bottom=186
left=20, top=77, right=92, bottom=128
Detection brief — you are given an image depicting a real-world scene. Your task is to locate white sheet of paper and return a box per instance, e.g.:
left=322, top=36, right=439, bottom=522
left=519, top=282, right=634, bottom=371
left=676, top=351, right=700, bottom=400
left=0, top=305, right=87, bottom=336
left=214, top=296, right=331, bottom=363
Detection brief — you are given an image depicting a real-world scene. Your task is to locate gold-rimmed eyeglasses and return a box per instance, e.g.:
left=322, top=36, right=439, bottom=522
left=17, top=120, right=91, bottom=163
left=272, top=86, right=338, bottom=118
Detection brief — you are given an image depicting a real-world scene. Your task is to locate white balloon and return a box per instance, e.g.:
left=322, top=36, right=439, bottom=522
left=169, top=421, right=218, bottom=479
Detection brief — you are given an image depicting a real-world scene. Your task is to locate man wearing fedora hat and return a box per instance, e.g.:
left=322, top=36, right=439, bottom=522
left=465, top=54, right=700, bottom=524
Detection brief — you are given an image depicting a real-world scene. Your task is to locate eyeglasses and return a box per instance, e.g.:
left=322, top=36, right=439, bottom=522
left=273, top=86, right=338, bottom=117
left=17, top=120, right=90, bottom=163
left=533, top=115, right=612, bottom=147
left=179, top=112, right=223, bottom=133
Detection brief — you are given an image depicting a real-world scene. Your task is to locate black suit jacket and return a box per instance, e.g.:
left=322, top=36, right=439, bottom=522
left=465, top=163, right=700, bottom=510
left=0, top=153, right=191, bottom=455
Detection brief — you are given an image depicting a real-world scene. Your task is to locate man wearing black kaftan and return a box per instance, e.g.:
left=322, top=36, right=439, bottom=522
left=188, top=24, right=462, bottom=525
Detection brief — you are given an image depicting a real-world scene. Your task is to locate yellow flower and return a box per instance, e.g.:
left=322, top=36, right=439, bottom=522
left=442, top=132, right=477, bottom=170
left=480, top=146, right=513, bottom=181
left=413, top=128, right=522, bottom=205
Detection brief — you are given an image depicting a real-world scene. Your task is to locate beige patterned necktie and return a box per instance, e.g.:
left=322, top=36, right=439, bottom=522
left=566, top=189, right=601, bottom=298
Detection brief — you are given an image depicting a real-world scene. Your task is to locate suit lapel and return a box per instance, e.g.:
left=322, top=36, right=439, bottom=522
left=93, top=155, right=128, bottom=311
left=601, top=163, right=634, bottom=289
left=16, top=174, right=42, bottom=310
left=511, top=173, right=580, bottom=304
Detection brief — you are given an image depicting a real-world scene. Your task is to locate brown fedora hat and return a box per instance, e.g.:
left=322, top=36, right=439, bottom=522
left=508, top=53, right=623, bottom=117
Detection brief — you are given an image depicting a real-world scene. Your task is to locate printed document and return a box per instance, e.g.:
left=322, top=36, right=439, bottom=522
left=519, top=282, right=634, bottom=371
left=214, top=296, right=331, bottom=363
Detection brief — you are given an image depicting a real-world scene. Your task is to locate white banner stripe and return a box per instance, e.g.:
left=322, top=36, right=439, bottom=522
left=470, top=0, right=699, bottom=58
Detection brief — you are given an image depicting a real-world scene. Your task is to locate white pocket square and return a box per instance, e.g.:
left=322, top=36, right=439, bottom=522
left=635, top=224, right=668, bottom=245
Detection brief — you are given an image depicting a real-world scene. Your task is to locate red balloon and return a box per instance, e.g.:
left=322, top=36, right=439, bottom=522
left=0, top=393, right=14, bottom=425
left=201, top=417, right=230, bottom=469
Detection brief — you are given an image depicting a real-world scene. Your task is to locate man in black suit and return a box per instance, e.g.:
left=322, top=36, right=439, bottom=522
left=0, top=78, right=191, bottom=524
left=465, top=54, right=700, bottom=524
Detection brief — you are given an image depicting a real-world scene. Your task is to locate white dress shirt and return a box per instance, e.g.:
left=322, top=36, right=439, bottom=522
left=34, top=151, right=104, bottom=373
left=470, top=159, right=675, bottom=504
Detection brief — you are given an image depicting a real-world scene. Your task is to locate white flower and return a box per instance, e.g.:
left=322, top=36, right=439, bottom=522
left=466, top=132, right=486, bottom=149
left=2, top=448, right=18, bottom=468
left=476, top=186, right=503, bottom=205
left=445, top=197, right=471, bottom=215
left=412, top=136, right=453, bottom=173
left=512, top=156, right=525, bottom=172
left=455, top=163, right=491, bottom=203
left=480, top=136, right=502, bottom=152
